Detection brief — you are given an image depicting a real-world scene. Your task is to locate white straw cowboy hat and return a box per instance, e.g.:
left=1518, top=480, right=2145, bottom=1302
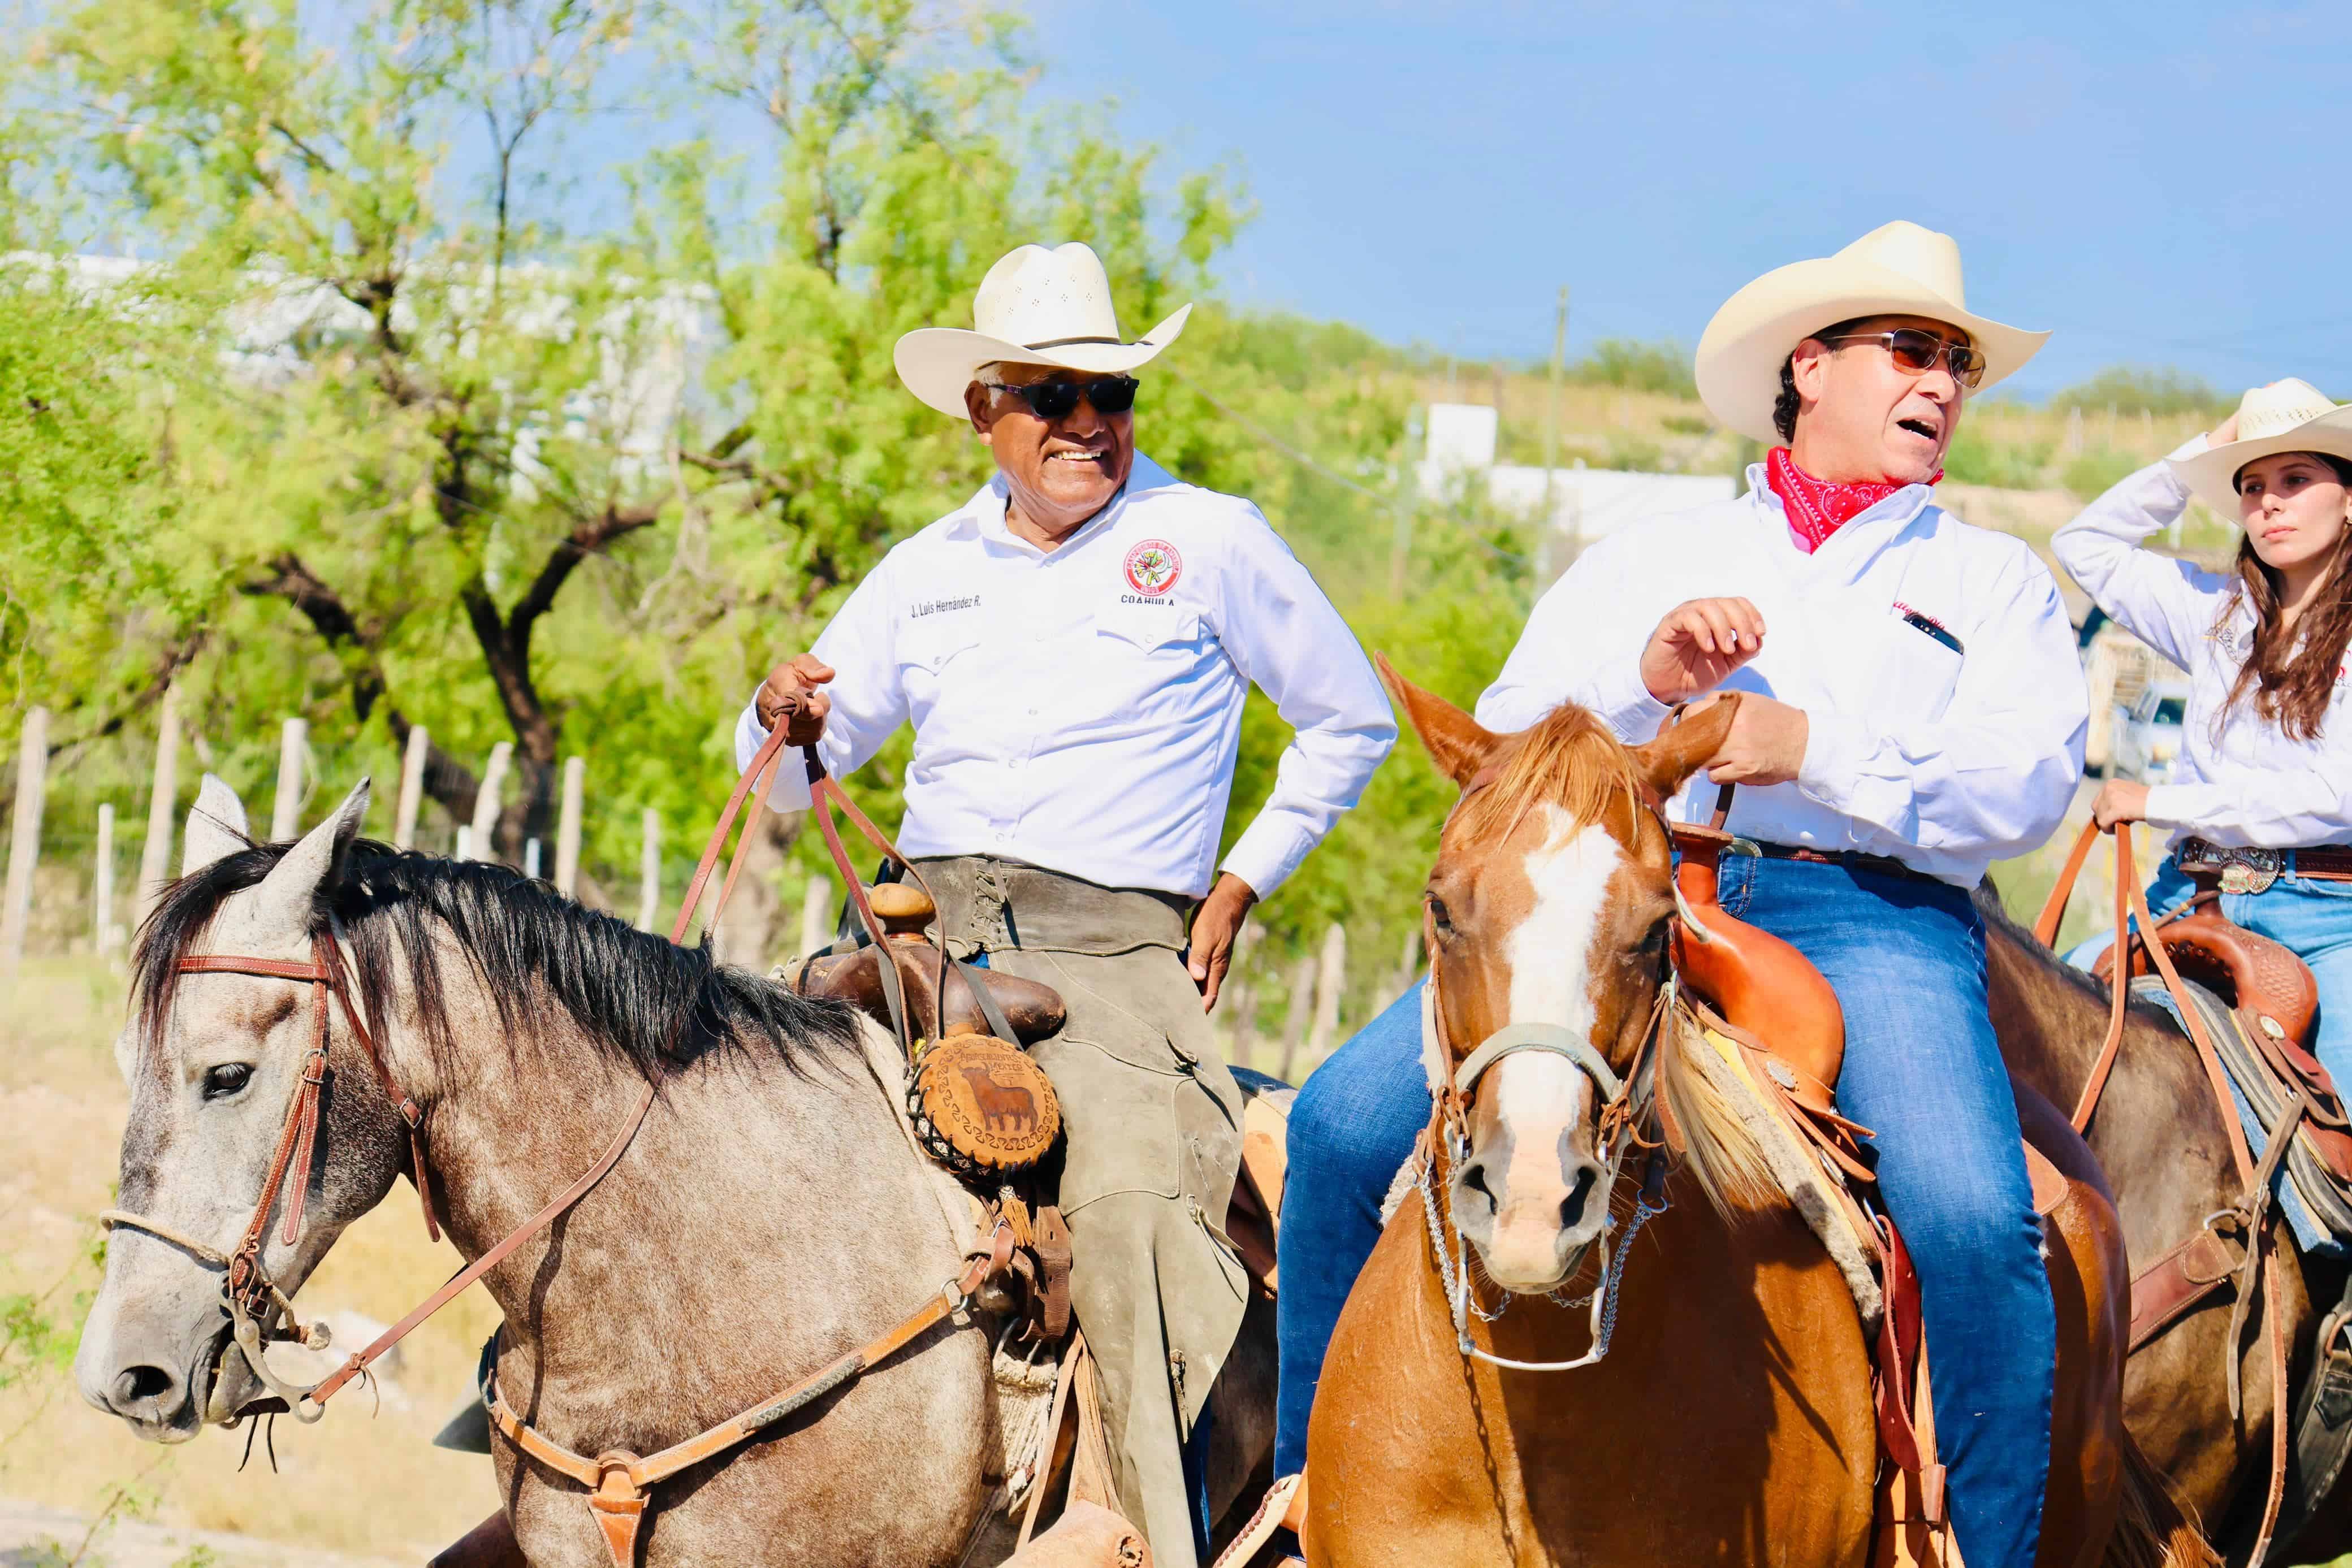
left=1694, top=220, right=2051, bottom=446
left=2171, top=379, right=2352, bottom=516
left=894, top=242, right=1192, bottom=417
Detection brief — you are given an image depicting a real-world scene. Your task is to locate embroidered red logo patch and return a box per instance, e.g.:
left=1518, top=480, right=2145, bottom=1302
left=1123, top=539, right=1182, bottom=596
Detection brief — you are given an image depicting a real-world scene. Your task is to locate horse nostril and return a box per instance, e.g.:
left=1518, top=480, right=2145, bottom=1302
left=114, top=1363, right=178, bottom=1411
left=1559, top=1165, right=1599, bottom=1229
left=1463, top=1162, right=1496, bottom=1213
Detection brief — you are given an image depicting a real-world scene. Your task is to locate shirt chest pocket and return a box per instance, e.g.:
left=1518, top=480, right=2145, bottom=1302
left=1863, top=611, right=1964, bottom=723
left=901, top=620, right=985, bottom=715
left=1095, top=612, right=1210, bottom=703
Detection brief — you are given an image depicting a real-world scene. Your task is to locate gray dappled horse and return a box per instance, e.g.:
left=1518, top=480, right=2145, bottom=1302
left=75, top=778, right=1271, bottom=1566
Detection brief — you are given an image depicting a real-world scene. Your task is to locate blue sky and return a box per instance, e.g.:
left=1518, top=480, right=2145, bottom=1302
left=1022, top=1, right=2352, bottom=400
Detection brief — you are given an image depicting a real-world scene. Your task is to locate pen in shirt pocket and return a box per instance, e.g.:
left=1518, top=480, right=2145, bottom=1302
left=1892, top=601, right=1964, bottom=656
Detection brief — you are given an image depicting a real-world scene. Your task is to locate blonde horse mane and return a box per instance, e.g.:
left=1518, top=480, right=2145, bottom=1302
left=1655, top=1008, right=1782, bottom=1217
left=1453, top=704, right=1645, bottom=846
left=1463, top=704, right=1780, bottom=1219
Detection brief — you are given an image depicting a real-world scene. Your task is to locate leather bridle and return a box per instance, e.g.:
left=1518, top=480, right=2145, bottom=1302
left=1415, top=781, right=1685, bottom=1375
left=101, top=927, right=444, bottom=1420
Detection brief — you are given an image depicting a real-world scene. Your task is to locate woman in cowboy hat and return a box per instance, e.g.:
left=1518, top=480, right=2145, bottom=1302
left=742, top=240, right=1393, bottom=1565
left=2056, top=381, right=2352, bottom=1188
left=1274, top=221, right=2082, bottom=1568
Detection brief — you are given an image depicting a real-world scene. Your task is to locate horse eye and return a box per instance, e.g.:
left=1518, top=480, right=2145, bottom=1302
left=1427, top=895, right=1455, bottom=937
left=203, top=1063, right=254, bottom=1101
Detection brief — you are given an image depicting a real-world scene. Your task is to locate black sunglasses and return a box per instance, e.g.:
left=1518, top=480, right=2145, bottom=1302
left=987, top=374, right=1140, bottom=419
left=1818, top=328, right=1987, bottom=389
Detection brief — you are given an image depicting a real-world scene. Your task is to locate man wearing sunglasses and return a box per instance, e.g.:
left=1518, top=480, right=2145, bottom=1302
left=733, top=241, right=1393, bottom=1564
left=1274, top=222, right=2087, bottom=1568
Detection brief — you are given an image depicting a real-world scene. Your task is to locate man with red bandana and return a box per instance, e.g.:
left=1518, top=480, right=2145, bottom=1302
left=1272, top=222, right=2086, bottom=1568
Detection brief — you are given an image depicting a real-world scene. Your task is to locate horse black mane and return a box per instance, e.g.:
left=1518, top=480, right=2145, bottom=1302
left=132, top=834, right=861, bottom=1081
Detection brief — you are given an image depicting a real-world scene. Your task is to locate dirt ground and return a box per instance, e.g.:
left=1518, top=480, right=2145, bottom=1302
left=0, top=961, right=500, bottom=1565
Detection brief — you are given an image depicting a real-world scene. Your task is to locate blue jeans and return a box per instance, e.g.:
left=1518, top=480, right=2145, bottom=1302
left=1275, top=856, right=2054, bottom=1568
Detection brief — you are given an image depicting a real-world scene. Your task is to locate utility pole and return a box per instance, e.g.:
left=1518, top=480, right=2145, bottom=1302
left=1390, top=402, right=1424, bottom=600
left=1537, top=285, right=1570, bottom=586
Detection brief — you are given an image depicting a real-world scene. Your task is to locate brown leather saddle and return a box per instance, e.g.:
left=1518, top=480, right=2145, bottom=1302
left=2091, top=905, right=2352, bottom=1188
left=784, top=882, right=1069, bottom=1045
left=784, top=879, right=1289, bottom=1298
left=2092, top=906, right=2319, bottom=1050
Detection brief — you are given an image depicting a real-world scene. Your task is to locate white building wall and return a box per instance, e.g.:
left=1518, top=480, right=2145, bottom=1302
left=1416, top=402, right=1733, bottom=541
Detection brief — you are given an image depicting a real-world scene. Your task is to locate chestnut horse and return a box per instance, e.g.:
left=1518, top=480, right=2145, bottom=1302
left=1302, top=673, right=2208, bottom=1568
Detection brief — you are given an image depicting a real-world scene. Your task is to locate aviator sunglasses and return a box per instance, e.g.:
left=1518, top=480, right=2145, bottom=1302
left=985, top=374, right=1140, bottom=419
left=1818, top=328, right=1987, bottom=389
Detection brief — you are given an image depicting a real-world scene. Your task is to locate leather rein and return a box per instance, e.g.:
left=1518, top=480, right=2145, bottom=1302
left=100, top=716, right=1018, bottom=1545
left=2035, top=818, right=2290, bottom=1565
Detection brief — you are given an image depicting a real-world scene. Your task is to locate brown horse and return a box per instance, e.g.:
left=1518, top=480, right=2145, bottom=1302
left=1981, top=890, right=2343, bottom=1563
left=74, top=778, right=1274, bottom=1566
left=1302, top=673, right=2206, bottom=1568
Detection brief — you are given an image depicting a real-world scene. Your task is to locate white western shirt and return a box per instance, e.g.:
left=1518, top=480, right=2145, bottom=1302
left=733, top=454, right=1395, bottom=899
left=2052, top=436, right=2352, bottom=851
left=1479, top=469, right=2087, bottom=887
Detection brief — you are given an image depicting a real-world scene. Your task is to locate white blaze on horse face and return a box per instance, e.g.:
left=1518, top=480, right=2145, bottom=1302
left=1458, top=808, right=1622, bottom=1293
left=1505, top=808, right=1620, bottom=1039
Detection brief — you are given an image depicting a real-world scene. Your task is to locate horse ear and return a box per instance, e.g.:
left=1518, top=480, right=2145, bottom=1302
left=181, top=775, right=252, bottom=875
left=1375, top=652, right=1508, bottom=790
left=1630, top=694, right=1739, bottom=800
left=248, top=779, right=371, bottom=938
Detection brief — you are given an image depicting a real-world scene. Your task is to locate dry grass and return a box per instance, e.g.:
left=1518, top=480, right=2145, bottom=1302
left=0, top=958, right=500, bottom=1562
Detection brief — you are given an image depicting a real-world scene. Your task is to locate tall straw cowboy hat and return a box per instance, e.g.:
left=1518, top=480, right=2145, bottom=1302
left=1694, top=220, right=2051, bottom=446
left=894, top=242, right=1192, bottom=417
left=2171, top=379, right=2352, bottom=516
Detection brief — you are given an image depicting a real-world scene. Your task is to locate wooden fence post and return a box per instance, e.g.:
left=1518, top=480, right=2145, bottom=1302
left=1, top=707, right=50, bottom=976
left=798, top=877, right=834, bottom=958
left=135, top=687, right=181, bottom=927
left=1220, top=922, right=1262, bottom=1069
left=94, top=802, right=119, bottom=956
left=1227, top=980, right=1259, bottom=1074
left=270, top=717, right=308, bottom=841
left=1277, top=954, right=1317, bottom=1083
left=637, top=808, right=660, bottom=931
left=554, top=756, right=585, bottom=895
left=468, top=742, right=512, bottom=861
left=394, top=724, right=429, bottom=850
left=1305, top=923, right=1348, bottom=1068
left=1387, top=926, right=1422, bottom=1006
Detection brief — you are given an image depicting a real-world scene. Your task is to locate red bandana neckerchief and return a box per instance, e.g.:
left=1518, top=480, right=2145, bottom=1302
left=1764, top=447, right=1940, bottom=555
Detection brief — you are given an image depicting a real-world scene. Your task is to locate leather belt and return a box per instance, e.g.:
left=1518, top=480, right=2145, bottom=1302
left=2179, top=837, right=2352, bottom=893
left=1734, top=840, right=1940, bottom=886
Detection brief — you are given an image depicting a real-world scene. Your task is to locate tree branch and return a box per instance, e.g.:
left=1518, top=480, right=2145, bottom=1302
left=508, top=503, right=664, bottom=635
left=240, top=552, right=387, bottom=720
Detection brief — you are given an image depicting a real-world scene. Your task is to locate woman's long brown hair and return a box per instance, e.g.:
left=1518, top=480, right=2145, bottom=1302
left=2217, top=453, right=2352, bottom=742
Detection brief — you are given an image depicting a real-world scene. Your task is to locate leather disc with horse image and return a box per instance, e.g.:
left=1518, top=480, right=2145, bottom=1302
left=910, top=1034, right=1063, bottom=1175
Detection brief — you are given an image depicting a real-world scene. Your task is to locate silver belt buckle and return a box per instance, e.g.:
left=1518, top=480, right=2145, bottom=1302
left=2217, top=846, right=2282, bottom=895
left=1726, top=837, right=1762, bottom=857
